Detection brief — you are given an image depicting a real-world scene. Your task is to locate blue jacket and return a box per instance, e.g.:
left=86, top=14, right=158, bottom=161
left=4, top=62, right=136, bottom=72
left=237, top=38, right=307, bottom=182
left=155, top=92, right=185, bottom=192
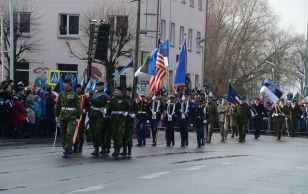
left=39, top=90, right=46, bottom=116
left=34, top=101, right=41, bottom=118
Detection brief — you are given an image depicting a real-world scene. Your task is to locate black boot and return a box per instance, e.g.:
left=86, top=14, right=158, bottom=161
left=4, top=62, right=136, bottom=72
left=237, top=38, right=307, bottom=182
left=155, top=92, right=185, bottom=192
left=91, top=147, right=99, bottom=156
left=201, top=138, right=205, bottom=146
left=128, top=146, right=132, bottom=155
left=120, top=146, right=127, bottom=156
left=72, top=144, right=78, bottom=153
left=63, top=149, right=69, bottom=158
left=243, top=137, right=246, bottom=142
left=78, top=144, right=83, bottom=153
left=152, top=141, right=156, bottom=146
left=112, top=148, right=120, bottom=157
left=100, top=148, right=106, bottom=154
left=239, top=137, right=243, bottom=143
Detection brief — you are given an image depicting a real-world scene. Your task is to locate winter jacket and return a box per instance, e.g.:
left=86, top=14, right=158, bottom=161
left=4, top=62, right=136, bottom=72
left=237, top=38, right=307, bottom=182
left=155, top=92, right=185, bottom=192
left=13, top=100, right=27, bottom=122
left=34, top=101, right=42, bottom=118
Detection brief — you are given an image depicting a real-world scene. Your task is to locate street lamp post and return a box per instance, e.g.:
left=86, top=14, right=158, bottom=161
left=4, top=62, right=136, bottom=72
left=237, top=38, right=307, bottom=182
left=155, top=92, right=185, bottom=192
left=265, top=60, right=278, bottom=83
left=198, top=35, right=213, bottom=88
left=0, top=7, right=4, bottom=81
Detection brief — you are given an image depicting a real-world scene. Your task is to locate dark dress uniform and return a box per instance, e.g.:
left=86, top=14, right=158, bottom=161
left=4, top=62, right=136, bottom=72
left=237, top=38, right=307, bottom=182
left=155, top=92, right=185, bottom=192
left=164, top=97, right=179, bottom=146
left=55, top=79, right=81, bottom=158
left=192, top=100, right=206, bottom=147
left=135, top=96, right=149, bottom=146
left=252, top=98, right=268, bottom=139
left=289, top=100, right=302, bottom=137
left=148, top=96, right=164, bottom=146
left=178, top=98, right=193, bottom=146
left=272, top=100, right=290, bottom=140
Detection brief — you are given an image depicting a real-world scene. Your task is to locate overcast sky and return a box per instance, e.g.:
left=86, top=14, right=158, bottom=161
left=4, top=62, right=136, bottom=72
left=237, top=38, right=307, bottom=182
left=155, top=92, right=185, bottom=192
left=268, top=0, right=307, bottom=36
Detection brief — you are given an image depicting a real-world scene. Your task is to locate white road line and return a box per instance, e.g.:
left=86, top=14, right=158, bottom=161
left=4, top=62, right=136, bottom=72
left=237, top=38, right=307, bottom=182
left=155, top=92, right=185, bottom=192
left=184, top=166, right=206, bottom=171
left=66, top=184, right=108, bottom=193
left=295, top=166, right=308, bottom=170
left=221, top=162, right=233, bottom=165
left=255, top=158, right=266, bottom=161
left=140, top=171, right=171, bottom=179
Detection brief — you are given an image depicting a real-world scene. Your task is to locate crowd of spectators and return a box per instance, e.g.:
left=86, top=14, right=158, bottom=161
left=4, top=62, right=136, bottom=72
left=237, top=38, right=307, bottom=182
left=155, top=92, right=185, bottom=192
left=0, top=80, right=57, bottom=139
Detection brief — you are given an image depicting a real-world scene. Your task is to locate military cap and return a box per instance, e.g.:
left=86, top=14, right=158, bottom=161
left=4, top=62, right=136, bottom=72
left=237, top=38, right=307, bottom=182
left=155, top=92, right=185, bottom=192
left=97, top=81, right=104, bottom=86
left=169, top=95, right=175, bottom=99
left=115, top=86, right=122, bottom=90
left=254, top=97, right=260, bottom=101
left=154, top=92, right=161, bottom=96
left=126, top=88, right=132, bottom=92
left=63, top=78, right=71, bottom=83
left=76, top=84, right=82, bottom=88
left=278, top=98, right=284, bottom=102
left=140, top=94, right=146, bottom=97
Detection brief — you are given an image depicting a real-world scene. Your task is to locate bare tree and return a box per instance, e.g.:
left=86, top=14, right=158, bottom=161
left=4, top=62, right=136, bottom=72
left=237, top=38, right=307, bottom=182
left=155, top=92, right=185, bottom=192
left=0, top=0, right=44, bottom=79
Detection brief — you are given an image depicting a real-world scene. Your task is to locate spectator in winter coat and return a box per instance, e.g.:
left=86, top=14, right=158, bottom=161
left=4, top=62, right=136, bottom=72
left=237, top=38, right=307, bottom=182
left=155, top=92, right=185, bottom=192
left=45, top=88, right=56, bottom=137
left=13, top=96, right=28, bottom=138
left=34, top=95, right=41, bottom=138
left=38, top=90, right=47, bottom=137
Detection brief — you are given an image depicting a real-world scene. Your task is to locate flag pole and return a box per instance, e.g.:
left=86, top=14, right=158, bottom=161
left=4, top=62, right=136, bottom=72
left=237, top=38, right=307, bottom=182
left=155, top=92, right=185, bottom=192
left=167, top=66, right=170, bottom=95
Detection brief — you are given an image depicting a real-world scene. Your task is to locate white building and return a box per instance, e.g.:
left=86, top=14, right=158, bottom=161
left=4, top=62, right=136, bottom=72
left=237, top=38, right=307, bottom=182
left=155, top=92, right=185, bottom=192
left=0, top=0, right=207, bottom=93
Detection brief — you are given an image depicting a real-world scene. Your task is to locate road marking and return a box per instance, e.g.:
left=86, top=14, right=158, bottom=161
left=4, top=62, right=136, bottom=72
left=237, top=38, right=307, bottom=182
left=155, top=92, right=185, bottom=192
left=255, top=158, right=266, bottom=161
left=221, top=162, right=233, bottom=165
left=184, top=166, right=206, bottom=171
left=140, top=172, right=171, bottom=179
left=295, top=167, right=308, bottom=170
left=67, top=184, right=108, bottom=193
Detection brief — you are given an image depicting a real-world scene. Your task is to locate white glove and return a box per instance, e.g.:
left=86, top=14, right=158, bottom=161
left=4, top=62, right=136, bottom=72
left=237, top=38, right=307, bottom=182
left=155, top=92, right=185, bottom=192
left=190, top=124, right=193, bottom=127
left=152, top=111, right=156, bottom=115
left=274, top=113, right=278, bottom=117
left=129, top=113, right=135, bottom=118
left=55, top=117, right=60, bottom=123
left=85, top=93, right=90, bottom=98
left=182, top=96, right=185, bottom=101
left=123, top=112, right=128, bottom=116
left=103, top=109, right=107, bottom=114
left=181, top=114, right=186, bottom=119
left=147, top=120, right=150, bottom=123
left=167, top=100, right=171, bottom=104
left=152, top=96, right=156, bottom=100
left=76, top=119, right=81, bottom=122
left=168, top=115, right=172, bottom=119
left=83, top=109, right=86, bottom=114
left=301, top=115, right=304, bottom=118
left=203, top=120, right=207, bottom=124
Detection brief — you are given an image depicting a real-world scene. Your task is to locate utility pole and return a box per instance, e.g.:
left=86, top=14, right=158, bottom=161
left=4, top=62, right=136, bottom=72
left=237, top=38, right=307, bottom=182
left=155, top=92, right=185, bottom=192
left=132, top=0, right=141, bottom=100
left=9, top=0, right=14, bottom=80
left=305, top=20, right=308, bottom=96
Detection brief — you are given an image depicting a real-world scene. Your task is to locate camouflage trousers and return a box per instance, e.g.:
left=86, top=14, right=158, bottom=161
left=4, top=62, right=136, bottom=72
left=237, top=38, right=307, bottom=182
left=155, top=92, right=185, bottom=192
left=60, top=119, right=75, bottom=150
left=237, top=123, right=248, bottom=138
left=122, top=118, right=135, bottom=147
left=89, top=117, right=104, bottom=148
left=110, top=118, right=125, bottom=148
left=204, top=122, right=214, bottom=138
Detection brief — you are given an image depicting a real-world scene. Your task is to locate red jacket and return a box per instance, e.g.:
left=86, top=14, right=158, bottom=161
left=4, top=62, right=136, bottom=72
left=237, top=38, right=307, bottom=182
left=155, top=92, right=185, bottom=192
left=13, top=100, right=27, bottom=122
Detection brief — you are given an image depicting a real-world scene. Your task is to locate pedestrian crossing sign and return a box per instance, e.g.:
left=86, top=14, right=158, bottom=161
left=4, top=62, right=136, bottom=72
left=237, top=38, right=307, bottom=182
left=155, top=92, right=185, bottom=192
left=48, top=69, right=60, bottom=86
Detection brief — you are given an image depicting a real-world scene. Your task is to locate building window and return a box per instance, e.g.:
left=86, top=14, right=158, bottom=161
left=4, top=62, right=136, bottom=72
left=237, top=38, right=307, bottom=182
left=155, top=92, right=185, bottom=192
left=59, top=14, right=79, bottom=36
left=15, top=13, right=31, bottom=34
left=179, top=26, right=184, bottom=46
left=198, top=0, right=202, bottom=10
left=188, top=29, right=192, bottom=50
left=190, top=0, right=194, bottom=7
left=58, top=64, right=78, bottom=80
left=196, top=31, right=201, bottom=52
left=109, top=16, right=128, bottom=37
left=195, top=74, right=199, bottom=89
left=15, top=63, right=29, bottom=86
left=170, top=23, right=175, bottom=45
left=160, top=20, right=166, bottom=41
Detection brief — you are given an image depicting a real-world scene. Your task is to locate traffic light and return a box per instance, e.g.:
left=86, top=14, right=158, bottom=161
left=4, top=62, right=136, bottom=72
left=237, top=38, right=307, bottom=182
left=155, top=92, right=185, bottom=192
left=89, top=23, right=110, bottom=60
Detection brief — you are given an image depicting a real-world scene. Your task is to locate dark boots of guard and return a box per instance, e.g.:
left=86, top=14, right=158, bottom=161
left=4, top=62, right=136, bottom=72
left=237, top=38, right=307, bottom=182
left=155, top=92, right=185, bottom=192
left=91, top=147, right=99, bottom=156
left=120, top=146, right=127, bottom=156
left=112, top=148, right=120, bottom=156
left=63, top=149, right=69, bottom=158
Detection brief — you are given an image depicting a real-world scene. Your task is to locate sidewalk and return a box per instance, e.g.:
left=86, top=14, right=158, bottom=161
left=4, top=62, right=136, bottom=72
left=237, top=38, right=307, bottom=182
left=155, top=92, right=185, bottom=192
left=0, top=137, right=56, bottom=146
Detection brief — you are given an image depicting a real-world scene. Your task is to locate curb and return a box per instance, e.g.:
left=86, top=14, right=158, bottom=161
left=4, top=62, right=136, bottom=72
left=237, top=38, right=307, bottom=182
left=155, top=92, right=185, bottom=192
left=0, top=138, right=57, bottom=146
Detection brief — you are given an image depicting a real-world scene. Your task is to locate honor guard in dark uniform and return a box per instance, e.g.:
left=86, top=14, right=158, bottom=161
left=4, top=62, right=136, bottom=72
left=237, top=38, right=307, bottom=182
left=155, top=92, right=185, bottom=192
left=135, top=94, right=149, bottom=146
left=55, top=78, right=81, bottom=158
left=148, top=92, right=164, bottom=146
left=252, top=97, right=268, bottom=139
left=192, top=99, right=207, bottom=147
left=232, top=98, right=252, bottom=143
left=272, top=99, right=290, bottom=140
left=288, top=99, right=302, bottom=137
left=204, top=96, right=218, bottom=143
left=178, top=93, right=193, bottom=147
left=120, top=88, right=138, bottom=156
left=86, top=81, right=108, bottom=156
left=72, top=84, right=89, bottom=153
left=107, top=87, right=129, bottom=156
left=164, top=95, right=179, bottom=146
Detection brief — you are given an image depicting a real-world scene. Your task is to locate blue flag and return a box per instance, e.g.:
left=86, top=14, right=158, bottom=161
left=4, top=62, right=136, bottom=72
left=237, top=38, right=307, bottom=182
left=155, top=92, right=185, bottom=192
left=227, top=82, right=242, bottom=105
left=161, top=39, right=169, bottom=63
left=104, top=83, right=108, bottom=92
left=72, top=75, right=78, bottom=89
left=118, top=60, right=133, bottom=75
left=260, top=78, right=283, bottom=99
left=135, top=48, right=158, bottom=77
left=80, top=77, right=85, bottom=88
left=92, top=80, right=97, bottom=90
left=86, top=80, right=92, bottom=89
left=174, top=39, right=187, bottom=86
left=54, top=74, right=63, bottom=93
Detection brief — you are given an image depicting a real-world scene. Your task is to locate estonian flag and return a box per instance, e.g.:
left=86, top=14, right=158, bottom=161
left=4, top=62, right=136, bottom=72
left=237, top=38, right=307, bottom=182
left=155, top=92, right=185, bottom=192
left=135, top=49, right=158, bottom=77
left=92, top=80, right=97, bottom=90
left=174, top=39, right=187, bottom=86
left=260, top=78, right=283, bottom=104
left=118, top=60, right=134, bottom=75
left=86, top=80, right=92, bottom=90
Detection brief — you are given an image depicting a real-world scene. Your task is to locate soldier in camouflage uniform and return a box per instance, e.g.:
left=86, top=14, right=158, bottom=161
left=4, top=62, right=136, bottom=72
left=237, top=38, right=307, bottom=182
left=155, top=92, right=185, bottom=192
left=86, top=82, right=108, bottom=156
left=100, top=92, right=112, bottom=155
left=204, top=96, right=218, bottom=143
left=107, top=87, right=129, bottom=156
left=120, top=88, right=137, bottom=156
left=232, top=98, right=252, bottom=142
left=55, top=79, right=81, bottom=158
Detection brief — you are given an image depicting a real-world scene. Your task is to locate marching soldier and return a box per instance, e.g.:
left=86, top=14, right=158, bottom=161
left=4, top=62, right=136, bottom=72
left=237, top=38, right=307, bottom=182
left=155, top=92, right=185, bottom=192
left=101, top=92, right=112, bottom=155
left=135, top=94, right=149, bottom=146
left=288, top=99, right=302, bottom=137
left=148, top=92, right=164, bottom=146
left=108, top=87, right=129, bottom=156
left=232, top=98, right=252, bottom=143
left=164, top=95, right=179, bottom=146
left=230, top=103, right=238, bottom=138
left=192, top=99, right=207, bottom=147
left=252, top=97, right=268, bottom=139
left=204, top=96, right=218, bottom=143
left=272, top=98, right=290, bottom=140
left=55, top=78, right=81, bottom=158
left=120, top=88, right=137, bottom=156
left=178, top=93, right=193, bottom=147
left=217, top=97, right=228, bottom=141
left=86, top=81, right=108, bottom=156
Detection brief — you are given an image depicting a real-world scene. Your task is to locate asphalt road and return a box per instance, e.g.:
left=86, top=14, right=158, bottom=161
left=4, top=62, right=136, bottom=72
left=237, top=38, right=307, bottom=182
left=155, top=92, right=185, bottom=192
left=1, top=132, right=308, bottom=194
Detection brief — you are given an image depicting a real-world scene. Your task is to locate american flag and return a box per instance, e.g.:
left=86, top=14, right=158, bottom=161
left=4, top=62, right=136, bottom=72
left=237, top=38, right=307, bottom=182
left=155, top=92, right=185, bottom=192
left=148, top=39, right=166, bottom=93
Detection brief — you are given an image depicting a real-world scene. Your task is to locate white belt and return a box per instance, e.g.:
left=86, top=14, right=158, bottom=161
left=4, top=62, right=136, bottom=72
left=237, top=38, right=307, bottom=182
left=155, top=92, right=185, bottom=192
left=62, top=107, right=76, bottom=111
left=112, top=111, right=124, bottom=114
left=138, top=111, right=147, bottom=114
left=91, top=106, right=102, bottom=111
